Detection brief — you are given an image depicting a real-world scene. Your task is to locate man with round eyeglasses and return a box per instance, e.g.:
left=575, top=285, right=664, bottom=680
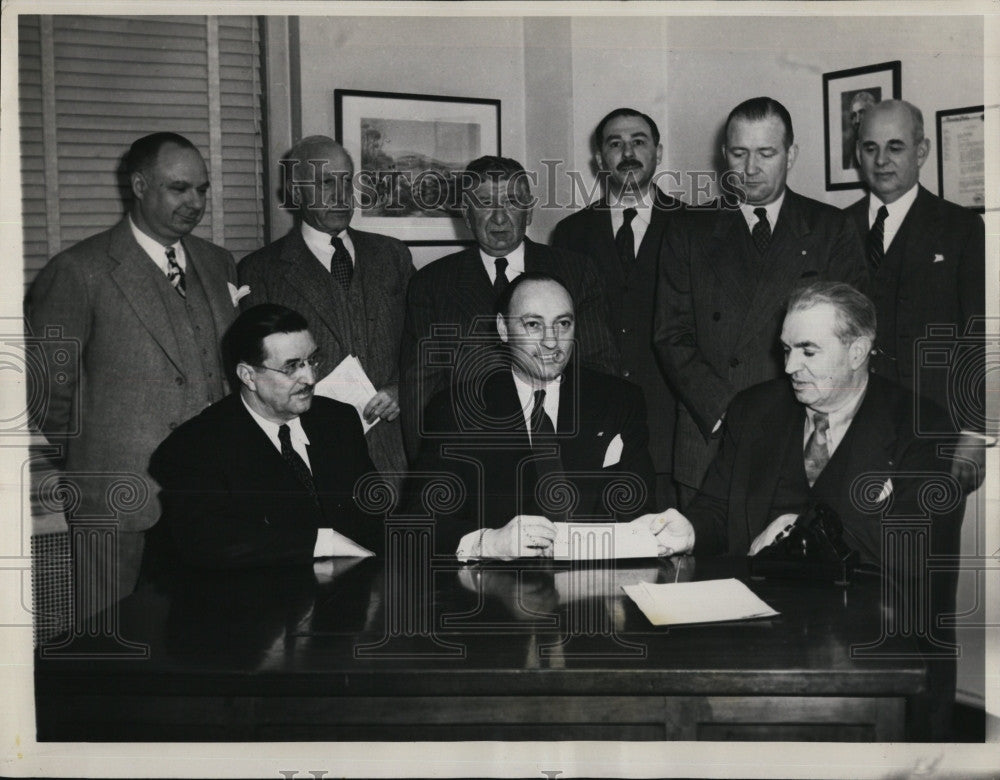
left=145, top=304, right=384, bottom=571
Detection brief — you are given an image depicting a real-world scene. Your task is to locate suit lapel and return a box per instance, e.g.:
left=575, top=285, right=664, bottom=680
left=705, top=207, right=754, bottom=310
left=181, top=235, right=233, bottom=345
left=739, top=190, right=811, bottom=343
left=107, top=220, right=185, bottom=372
left=744, top=392, right=803, bottom=543
left=454, top=247, right=497, bottom=333
left=349, top=228, right=387, bottom=353
left=896, top=186, right=939, bottom=265
left=278, top=228, right=348, bottom=353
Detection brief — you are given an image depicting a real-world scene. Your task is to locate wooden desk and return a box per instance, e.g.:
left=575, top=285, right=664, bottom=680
left=35, top=555, right=929, bottom=741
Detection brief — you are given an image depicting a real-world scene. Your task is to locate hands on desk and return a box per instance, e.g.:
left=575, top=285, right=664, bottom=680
left=748, top=512, right=799, bottom=556
left=482, top=515, right=557, bottom=560
left=630, top=508, right=695, bottom=556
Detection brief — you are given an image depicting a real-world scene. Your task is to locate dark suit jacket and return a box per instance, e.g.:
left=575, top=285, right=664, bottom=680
left=845, top=186, right=985, bottom=423
left=147, top=394, right=384, bottom=569
left=238, top=226, right=413, bottom=479
left=685, top=373, right=962, bottom=566
left=25, top=218, right=238, bottom=532
left=406, top=358, right=656, bottom=555
left=653, top=189, right=868, bottom=489
left=400, top=237, right=619, bottom=459
left=552, top=189, right=684, bottom=476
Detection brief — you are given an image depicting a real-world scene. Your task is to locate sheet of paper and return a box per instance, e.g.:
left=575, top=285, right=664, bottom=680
left=552, top=521, right=659, bottom=560
left=313, top=354, right=379, bottom=433
left=313, top=527, right=375, bottom=559
left=622, top=577, right=779, bottom=626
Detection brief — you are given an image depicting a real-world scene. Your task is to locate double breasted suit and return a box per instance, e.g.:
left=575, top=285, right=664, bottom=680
left=845, top=186, right=985, bottom=422
left=147, top=394, right=384, bottom=570
left=654, top=189, right=868, bottom=491
left=407, top=359, right=656, bottom=555
left=400, top=237, right=619, bottom=460
left=552, top=189, right=685, bottom=493
left=26, top=218, right=238, bottom=532
left=239, top=226, right=413, bottom=480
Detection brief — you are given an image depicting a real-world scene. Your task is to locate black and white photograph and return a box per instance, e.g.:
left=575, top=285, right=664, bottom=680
left=1, top=2, right=997, bottom=779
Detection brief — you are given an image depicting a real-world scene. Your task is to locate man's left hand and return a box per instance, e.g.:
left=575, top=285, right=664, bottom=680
left=951, top=432, right=987, bottom=494
left=631, top=508, right=695, bottom=556
left=363, top=387, right=400, bottom=423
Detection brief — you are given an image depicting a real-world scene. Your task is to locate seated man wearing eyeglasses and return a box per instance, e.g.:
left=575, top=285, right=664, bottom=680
left=146, top=304, right=384, bottom=570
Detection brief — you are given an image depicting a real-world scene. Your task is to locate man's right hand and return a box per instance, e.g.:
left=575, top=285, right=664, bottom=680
left=481, top=515, right=557, bottom=560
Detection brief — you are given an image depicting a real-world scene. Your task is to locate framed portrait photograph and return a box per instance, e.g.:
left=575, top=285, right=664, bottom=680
left=335, top=89, right=501, bottom=245
left=822, top=61, right=901, bottom=190
left=936, top=105, right=985, bottom=212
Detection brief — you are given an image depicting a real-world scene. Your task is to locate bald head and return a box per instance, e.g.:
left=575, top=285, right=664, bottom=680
left=284, top=135, right=355, bottom=234
left=856, top=99, right=929, bottom=204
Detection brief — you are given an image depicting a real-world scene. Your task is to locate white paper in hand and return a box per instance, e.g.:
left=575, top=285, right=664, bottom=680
left=622, top=577, right=779, bottom=626
left=313, top=354, right=379, bottom=433
left=552, top=521, right=659, bottom=560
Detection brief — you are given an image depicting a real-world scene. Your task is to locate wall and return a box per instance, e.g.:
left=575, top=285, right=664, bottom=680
left=295, top=15, right=527, bottom=268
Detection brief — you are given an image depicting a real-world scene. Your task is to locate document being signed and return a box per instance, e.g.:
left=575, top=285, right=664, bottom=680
left=552, top=521, right=659, bottom=560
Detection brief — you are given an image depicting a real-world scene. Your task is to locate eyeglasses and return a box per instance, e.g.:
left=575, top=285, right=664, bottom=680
left=253, top=356, right=323, bottom=378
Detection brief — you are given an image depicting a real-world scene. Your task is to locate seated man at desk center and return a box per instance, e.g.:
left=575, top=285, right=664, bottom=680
left=147, top=304, right=384, bottom=570
left=407, top=272, right=690, bottom=559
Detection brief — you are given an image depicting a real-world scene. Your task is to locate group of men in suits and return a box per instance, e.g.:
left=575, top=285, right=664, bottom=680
left=26, top=93, right=985, bottom=623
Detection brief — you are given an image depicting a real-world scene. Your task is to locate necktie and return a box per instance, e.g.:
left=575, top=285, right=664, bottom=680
left=530, top=389, right=555, bottom=438
left=278, top=423, right=318, bottom=503
left=615, top=207, right=637, bottom=264
left=868, top=205, right=889, bottom=272
left=165, top=247, right=186, bottom=298
left=803, top=412, right=831, bottom=488
left=751, top=207, right=771, bottom=254
left=493, top=257, right=509, bottom=300
left=330, top=235, right=353, bottom=290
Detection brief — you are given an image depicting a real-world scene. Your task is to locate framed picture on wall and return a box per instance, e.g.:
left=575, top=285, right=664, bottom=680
left=936, top=106, right=985, bottom=212
left=335, top=89, right=501, bottom=245
left=822, top=61, right=901, bottom=190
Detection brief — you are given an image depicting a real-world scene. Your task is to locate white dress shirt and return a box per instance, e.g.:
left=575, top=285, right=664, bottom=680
left=868, top=183, right=919, bottom=252
left=609, top=198, right=653, bottom=256
left=801, top=376, right=868, bottom=458
left=738, top=190, right=785, bottom=234
left=129, top=215, right=186, bottom=274
left=480, top=241, right=526, bottom=284
left=301, top=220, right=355, bottom=272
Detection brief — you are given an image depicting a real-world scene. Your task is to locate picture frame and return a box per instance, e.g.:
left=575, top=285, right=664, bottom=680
left=335, top=89, right=501, bottom=245
left=822, top=61, right=901, bottom=190
left=936, top=105, right=985, bottom=212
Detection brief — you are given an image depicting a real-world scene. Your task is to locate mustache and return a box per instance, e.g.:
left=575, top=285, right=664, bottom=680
left=616, top=160, right=643, bottom=171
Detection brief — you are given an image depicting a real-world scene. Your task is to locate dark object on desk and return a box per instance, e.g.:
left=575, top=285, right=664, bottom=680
left=749, top=502, right=859, bottom=585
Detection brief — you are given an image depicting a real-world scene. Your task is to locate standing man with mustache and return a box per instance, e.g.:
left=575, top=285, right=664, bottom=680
left=553, top=107, right=685, bottom=508
left=400, top=155, right=618, bottom=460
left=26, top=132, right=239, bottom=611
left=654, top=97, right=868, bottom=507
left=239, top=136, right=412, bottom=489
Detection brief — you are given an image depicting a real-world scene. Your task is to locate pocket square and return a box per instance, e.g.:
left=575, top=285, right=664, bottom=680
left=602, top=433, right=624, bottom=468
left=228, top=282, right=251, bottom=307
left=875, top=478, right=893, bottom=503
left=933, top=254, right=945, bottom=263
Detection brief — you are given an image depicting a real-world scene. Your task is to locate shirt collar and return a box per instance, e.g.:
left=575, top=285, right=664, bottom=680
left=240, top=393, right=311, bottom=449
left=869, top=183, right=919, bottom=223
left=129, top=215, right=184, bottom=273
left=480, top=241, right=526, bottom=277
left=300, top=220, right=355, bottom=263
left=809, top=373, right=869, bottom=431
left=510, top=368, right=561, bottom=429
left=738, top=190, right=785, bottom=232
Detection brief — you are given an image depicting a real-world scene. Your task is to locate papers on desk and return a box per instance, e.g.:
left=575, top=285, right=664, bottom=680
left=622, top=577, right=779, bottom=627
left=314, top=354, right=379, bottom=433
left=552, top=521, right=659, bottom=560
